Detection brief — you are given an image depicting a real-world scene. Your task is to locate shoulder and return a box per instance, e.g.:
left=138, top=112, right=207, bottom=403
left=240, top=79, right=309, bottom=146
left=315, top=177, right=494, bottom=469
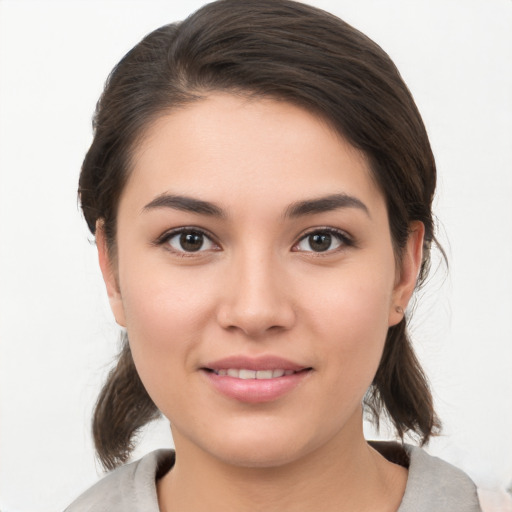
left=64, top=449, right=175, bottom=512
left=399, top=444, right=482, bottom=512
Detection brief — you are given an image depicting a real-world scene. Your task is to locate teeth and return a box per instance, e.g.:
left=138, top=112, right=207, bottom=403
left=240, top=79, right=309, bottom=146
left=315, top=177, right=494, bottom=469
left=239, top=369, right=256, bottom=379
left=214, top=368, right=296, bottom=379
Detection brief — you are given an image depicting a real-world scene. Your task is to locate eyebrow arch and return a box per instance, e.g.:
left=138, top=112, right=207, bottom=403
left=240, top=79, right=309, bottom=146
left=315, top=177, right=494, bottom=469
left=284, top=193, right=370, bottom=218
left=142, top=193, right=225, bottom=217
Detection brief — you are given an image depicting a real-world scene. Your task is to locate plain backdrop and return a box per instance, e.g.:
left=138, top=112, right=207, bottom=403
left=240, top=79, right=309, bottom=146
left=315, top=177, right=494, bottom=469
left=1, top=1, right=511, bottom=510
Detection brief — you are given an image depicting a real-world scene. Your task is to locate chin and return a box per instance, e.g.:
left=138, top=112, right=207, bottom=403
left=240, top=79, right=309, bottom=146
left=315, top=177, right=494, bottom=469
left=178, top=416, right=336, bottom=470
left=210, top=440, right=309, bottom=469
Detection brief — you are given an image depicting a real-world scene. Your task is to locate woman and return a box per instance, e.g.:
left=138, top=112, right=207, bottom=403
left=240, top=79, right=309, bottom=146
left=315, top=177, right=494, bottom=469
left=66, top=0, right=481, bottom=510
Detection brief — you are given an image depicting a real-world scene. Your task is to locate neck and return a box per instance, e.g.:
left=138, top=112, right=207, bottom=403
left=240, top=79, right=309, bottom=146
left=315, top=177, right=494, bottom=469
left=157, top=416, right=407, bottom=512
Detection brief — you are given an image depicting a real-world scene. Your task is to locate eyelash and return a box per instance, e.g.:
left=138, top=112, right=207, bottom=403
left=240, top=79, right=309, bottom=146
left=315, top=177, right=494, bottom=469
left=154, top=227, right=220, bottom=257
left=293, top=227, right=354, bottom=255
left=154, top=226, right=354, bottom=256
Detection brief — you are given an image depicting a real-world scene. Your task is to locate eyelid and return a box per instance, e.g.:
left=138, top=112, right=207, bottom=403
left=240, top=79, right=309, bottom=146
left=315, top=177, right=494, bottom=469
left=152, top=225, right=353, bottom=255
left=292, top=227, right=354, bottom=253
left=153, top=226, right=221, bottom=254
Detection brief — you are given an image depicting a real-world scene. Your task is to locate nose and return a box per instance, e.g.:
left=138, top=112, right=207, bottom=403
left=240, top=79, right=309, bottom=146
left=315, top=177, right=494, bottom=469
left=216, top=252, right=296, bottom=338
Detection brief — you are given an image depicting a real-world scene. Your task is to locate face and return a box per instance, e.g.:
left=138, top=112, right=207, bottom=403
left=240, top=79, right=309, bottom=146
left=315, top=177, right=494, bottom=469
left=99, top=93, right=422, bottom=468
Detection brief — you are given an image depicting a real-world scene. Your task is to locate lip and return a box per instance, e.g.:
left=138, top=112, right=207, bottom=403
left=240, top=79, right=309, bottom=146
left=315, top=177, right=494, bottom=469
left=204, top=355, right=307, bottom=372
left=201, top=355, right=312, bottom=403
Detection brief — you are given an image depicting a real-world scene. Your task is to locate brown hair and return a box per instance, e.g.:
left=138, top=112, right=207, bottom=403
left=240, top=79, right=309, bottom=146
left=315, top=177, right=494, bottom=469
left=79, top=0, right=441, bottom=471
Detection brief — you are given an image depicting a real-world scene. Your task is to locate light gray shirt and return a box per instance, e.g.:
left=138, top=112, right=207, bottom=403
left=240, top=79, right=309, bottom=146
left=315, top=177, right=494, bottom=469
left=65, top=444, right=482, bottom=511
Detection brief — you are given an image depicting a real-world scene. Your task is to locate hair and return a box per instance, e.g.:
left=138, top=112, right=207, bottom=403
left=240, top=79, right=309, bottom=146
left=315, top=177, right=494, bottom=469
left=79, top=0, right=441, bottom=471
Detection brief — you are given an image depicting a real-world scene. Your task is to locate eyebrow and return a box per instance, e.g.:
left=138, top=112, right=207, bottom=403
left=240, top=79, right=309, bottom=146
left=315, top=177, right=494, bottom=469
left=284, top=194, right=370, bottom=218
left=142, top=192, right=369, bottom=219
left=142, top=194, right=225, bottom=217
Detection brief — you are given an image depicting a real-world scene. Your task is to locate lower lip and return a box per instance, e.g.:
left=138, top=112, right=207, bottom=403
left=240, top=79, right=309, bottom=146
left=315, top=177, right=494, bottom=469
left=202, top=370, right=311, bottom=403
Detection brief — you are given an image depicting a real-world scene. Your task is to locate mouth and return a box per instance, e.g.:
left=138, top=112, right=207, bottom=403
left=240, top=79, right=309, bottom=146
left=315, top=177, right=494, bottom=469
left=201, top=357, right=313, bottom=403
left=206, top=368, right=309, bottom=379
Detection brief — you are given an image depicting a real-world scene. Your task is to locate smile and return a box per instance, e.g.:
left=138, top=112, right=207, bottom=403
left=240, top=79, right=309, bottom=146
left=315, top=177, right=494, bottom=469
left=212, top=369, right=297, bottom=379
left=203, top=364, right=312, bottom=403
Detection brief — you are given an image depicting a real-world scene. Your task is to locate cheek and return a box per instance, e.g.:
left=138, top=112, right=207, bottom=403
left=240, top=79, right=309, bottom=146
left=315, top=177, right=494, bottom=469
left=119, top=265, right=217, bottom=378
left=301, top=260, right=394, bottom=387
left=303, top=258, right=394, bottom=336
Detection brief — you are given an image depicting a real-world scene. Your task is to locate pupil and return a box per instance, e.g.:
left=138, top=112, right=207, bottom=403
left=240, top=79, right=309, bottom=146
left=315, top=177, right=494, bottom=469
left=180, top=232, right=203, bottom=252
left=310, top=233, right=331, bottom=252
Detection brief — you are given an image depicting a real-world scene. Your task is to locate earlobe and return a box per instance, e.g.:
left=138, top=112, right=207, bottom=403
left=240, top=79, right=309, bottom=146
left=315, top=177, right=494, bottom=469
left=96, top=221, right=126, bottom=327
left=388, top=221, right=425, bottom=326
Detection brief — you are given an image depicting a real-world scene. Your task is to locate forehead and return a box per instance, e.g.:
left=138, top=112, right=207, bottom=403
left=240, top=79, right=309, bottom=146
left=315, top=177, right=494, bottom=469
left=123, top=93, right=385, bottom=217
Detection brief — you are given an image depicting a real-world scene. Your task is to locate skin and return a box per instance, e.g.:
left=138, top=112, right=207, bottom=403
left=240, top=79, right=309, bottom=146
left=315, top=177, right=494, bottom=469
left=97, top=93, right=424, bottom=512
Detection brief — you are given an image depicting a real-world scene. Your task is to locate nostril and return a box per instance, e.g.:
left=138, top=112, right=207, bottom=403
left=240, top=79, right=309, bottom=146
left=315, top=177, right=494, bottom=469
left=216, top=301, right=296, bottom=337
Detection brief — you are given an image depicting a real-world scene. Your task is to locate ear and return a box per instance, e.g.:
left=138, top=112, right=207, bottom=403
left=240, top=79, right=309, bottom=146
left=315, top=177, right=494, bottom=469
left=388, top=221, right=425, bottom=326
left=96, top=221, right=126, bottom=327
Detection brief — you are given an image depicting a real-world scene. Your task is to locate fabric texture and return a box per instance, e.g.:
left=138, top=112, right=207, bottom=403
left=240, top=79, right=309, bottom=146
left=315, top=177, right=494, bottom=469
left=65, top=444, right=482, bottom=511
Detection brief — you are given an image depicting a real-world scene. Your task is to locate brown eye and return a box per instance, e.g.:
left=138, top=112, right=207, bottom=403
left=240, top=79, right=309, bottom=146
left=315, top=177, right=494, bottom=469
left=180, top=232, right=204, bottom=252
left=308, top=233, right=332, bottom=252
left=295, top=229, right=350, bottom=253
left=167, top=230, right=216, bottom=253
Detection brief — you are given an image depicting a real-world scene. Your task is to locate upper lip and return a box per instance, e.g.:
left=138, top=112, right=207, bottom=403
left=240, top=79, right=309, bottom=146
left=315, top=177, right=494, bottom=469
left=203, top=355, right=309, bottom=372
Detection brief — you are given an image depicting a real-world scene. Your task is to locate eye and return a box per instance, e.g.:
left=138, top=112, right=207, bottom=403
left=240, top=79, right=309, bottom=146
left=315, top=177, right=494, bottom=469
left=294, top=229, right=351, bottom=253
left=162, top=229, right=218, bottom=254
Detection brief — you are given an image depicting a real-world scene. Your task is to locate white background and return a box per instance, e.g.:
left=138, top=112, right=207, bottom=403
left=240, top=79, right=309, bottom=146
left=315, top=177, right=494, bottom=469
left=1, top=1, right=511, bottom=510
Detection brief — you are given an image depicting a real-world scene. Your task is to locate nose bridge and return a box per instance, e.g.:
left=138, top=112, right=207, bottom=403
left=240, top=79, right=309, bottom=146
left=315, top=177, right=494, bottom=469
left=218, top=244, right=294, bottom=336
